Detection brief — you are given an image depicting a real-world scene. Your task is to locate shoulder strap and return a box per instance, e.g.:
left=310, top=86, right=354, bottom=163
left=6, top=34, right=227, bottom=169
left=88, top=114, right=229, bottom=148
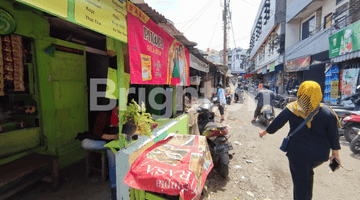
left=287, top=104, right=321, bottom=138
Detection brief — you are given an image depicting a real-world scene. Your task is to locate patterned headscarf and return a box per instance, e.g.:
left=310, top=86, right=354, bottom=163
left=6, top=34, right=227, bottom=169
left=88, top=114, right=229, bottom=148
left=286, top=81, right=341, bottom=128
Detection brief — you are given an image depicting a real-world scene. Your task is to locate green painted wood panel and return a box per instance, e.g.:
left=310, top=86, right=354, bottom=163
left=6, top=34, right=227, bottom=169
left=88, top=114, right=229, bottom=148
left=0, top=128, right=40, bottom=157
left=49, top=39, right=88, bottom=150
left=35, top=37, right=88, bottom=159
left=167, top=115, right=189, bottom=135
left=35, top=39, right=57, bottom=155
left=0, top=0, right=49, bottom=39
left=53, top=81, right=87, bottom=109
left=51, top=52, right=87, bottom=81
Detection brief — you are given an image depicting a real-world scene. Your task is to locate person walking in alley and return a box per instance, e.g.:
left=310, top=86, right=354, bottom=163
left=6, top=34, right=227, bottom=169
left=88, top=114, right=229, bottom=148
left=217, top=84, right=226, bottom=122
left=258, top=81, right=342, bottom=200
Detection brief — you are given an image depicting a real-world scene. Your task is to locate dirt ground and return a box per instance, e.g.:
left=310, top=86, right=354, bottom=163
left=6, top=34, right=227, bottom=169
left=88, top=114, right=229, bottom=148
left=5, top=85, right=360, bottom=200
left=200, top=88, right=360, bottom=200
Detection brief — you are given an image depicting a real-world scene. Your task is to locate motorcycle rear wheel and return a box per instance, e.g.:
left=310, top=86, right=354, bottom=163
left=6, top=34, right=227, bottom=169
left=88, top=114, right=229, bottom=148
left=265, top=119, right=270, bottom=126
left=350, top=135, right=360, bottom=154
left=344, top=126, right=359, bottom=143
left=217, top=160, right=229, bottom=178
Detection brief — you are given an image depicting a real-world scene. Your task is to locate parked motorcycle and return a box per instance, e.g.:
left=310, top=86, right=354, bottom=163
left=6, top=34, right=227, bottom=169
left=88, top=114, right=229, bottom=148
left=334, top=109, right=360, bottom=136
left=211, top=92, right=218, bottom=105
left=268, top=81, right=276, bottom=93
left=226, top=93, right=232, bottom=105
left=342, top=113, right=360, bottom=142
left=196, top=99, right=233, bottom=178
left=350, top=130, right=360, bottom=154
left=234, top=84, right=245, bottom=103
left=274, top=94, right=287, bottom=109
left=288, top=85, right=300, bottom=96
left=257, top=104, right=275, bottom=126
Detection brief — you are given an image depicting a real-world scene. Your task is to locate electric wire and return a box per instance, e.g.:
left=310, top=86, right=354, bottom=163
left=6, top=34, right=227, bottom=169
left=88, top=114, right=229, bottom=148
left=181, top=0, right=215, bottom=32
left=208, top=7, right=221, bottom=48
left=231, top=15, right=237, bottom=49
left=183, top=0, right=215, bottom=33
left=180, top=0, right=213, bottom=30
left=174, top=15, right=216, bottom=25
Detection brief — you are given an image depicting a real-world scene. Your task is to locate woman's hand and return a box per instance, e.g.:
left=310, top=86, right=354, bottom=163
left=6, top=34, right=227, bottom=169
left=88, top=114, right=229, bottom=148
left=329, top=150, right=341, bottom=169
left=259, top=130, right=267, bottom=138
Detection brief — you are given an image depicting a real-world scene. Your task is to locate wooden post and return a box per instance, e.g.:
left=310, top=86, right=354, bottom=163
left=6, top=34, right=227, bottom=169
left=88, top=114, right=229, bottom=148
left=116, top=41, right=130, bottom=150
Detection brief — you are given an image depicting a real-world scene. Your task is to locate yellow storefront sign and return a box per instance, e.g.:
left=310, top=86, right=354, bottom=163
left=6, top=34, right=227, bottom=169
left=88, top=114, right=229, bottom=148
left=17, top=0, right=68, bottom=18
left=74, top=0, right=127, bottom=43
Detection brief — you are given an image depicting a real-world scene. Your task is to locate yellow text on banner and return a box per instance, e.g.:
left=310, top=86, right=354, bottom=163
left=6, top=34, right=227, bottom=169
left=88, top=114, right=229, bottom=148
left=16, top=0, right=68, bottom=18
left=74, top=0, right=127, bottom=43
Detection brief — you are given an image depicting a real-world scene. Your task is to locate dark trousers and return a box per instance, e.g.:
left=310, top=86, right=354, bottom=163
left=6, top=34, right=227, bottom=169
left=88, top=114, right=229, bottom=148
left=288, top=158, right=324, bottom=200
left=254, top=105, right=262, bottom=118
left=218, top=104, right=224, bottom=115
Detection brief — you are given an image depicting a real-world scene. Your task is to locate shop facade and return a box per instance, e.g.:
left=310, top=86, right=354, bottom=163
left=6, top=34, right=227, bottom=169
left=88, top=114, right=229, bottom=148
left=328, top=19, right=360, bottom=104
left=1, top=2, right=193, bottom=200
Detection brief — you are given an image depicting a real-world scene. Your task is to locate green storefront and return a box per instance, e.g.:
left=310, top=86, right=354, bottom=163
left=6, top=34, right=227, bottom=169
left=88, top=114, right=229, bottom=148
left=0, top=0, right=188, bottom=175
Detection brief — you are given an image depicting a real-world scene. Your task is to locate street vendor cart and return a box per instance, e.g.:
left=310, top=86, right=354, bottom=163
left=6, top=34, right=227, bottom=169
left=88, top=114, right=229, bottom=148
left=122, top=132, right=213, bottom=200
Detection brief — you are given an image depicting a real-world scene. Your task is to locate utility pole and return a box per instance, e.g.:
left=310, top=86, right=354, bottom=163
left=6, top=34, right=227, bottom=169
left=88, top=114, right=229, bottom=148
left=222, top=0, right=227, bottom=86
left=223, top=0, right=227, bottom=66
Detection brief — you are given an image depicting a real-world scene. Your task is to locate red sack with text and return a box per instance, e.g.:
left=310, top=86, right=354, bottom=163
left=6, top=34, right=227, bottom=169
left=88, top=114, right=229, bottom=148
left=123, top=134, right=213, bottom=200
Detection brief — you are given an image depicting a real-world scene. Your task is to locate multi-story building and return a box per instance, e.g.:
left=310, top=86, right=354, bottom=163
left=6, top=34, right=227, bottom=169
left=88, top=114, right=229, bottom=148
left=248, top=0, right=286, bottom=93
left=230, top=48, right=247, bottom=74
left=205, top=49, right=221, bottom=64
left=285, top=0, right=351, bottom=94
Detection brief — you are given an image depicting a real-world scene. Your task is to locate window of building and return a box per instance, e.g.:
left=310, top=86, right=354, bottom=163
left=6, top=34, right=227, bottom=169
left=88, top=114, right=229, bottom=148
left=324, top=13, right=333, bottom=29
left=302, top=16, right=316, bottom=40
left=336, top=0, right=345, bottom=5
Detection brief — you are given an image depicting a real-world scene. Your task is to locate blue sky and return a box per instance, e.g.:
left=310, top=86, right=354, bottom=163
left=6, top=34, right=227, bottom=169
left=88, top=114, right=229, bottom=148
left=144, top=0, right=262, bottom=51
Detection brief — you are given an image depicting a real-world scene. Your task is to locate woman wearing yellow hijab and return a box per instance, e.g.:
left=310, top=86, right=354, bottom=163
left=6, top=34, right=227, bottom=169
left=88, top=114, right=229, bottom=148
left=259, top=81, right=341, bottom=200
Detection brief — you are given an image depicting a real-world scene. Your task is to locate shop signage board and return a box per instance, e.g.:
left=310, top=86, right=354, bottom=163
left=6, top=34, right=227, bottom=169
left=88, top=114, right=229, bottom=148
left=0, top=8, right=16, bottom=35
left=330, top=81, right=339, bottom=99
left=340, top=68, right=359, bottom=99
left=190, top=54, right=209, bottom=73
left=16, top=0, right=128, bottom=43
left=269, top=62, right=275, bottom=72
left=127, top=2, right=190, bottom=86
left=16, top=0, right=68, bottom=19
left=329, top=20, right=360, bottom=58
left=285, top=56, right=311, bottom=72
left=262, top=67, right=267, bottom=74
left=74, top=0, right=127, bottom=44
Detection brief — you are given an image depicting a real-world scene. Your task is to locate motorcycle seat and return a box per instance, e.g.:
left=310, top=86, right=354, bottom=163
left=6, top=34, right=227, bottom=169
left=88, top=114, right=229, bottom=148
left=205, top=122, right=225, bottom=129
left=334, top=109, right=360, bottom=116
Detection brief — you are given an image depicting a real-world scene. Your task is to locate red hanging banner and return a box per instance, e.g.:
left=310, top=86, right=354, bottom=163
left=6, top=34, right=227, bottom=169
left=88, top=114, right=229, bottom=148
left=127, top=2, right=189, bottom=86
left=123, top=134, right=213, bottom=200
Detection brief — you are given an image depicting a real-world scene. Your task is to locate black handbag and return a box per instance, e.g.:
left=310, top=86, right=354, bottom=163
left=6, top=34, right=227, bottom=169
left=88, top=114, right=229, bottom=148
left=280, top=105, right=321, bottom=152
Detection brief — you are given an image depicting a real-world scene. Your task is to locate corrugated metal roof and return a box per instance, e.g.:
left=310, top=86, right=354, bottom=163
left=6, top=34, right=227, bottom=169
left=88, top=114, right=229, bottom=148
left=135, top=3, right=168, bottom=24
left=331, top=50, right=360, bottom=63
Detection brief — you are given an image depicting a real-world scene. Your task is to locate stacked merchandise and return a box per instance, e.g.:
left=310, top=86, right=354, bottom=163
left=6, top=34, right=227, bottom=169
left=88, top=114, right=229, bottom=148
left=11, top=35, right=25, bottom=91
left=324, top=65, right=340, bottom=103
left=0, top=36, right=3, bottom=96
left=0, top=35, right=25, bottom=95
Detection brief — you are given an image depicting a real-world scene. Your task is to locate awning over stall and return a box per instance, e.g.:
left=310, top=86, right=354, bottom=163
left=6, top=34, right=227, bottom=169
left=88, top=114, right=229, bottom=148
left=285, top=56, right=311, bottom=72
left=242, top=74, right=254, bottom=78
left=190, top=54, right=209, bottom=73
